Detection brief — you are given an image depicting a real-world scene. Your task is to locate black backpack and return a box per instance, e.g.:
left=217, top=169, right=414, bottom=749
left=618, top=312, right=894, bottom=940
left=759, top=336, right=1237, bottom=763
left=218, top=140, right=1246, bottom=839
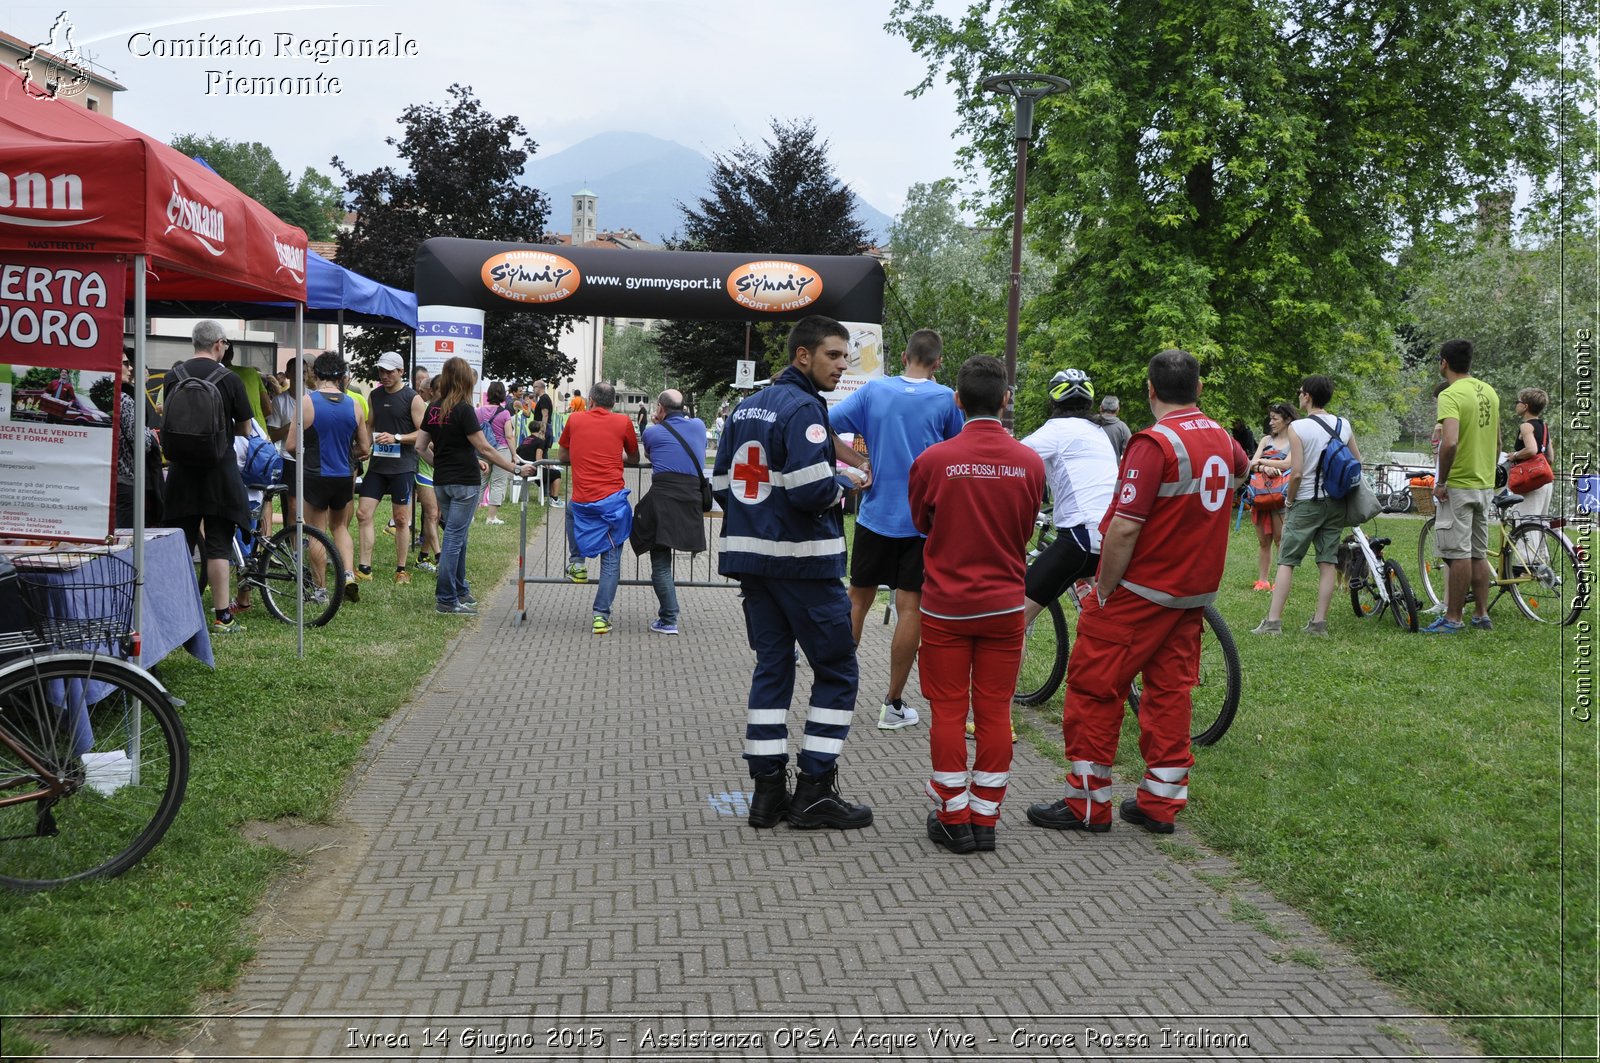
left=161, top=361, right=233, bottom=466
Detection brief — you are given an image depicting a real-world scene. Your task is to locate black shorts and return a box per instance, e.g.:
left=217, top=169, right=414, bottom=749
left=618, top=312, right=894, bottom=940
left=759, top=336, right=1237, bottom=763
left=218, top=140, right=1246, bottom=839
left=303, top=474, right=354, bottom=512
left=849, top=524, right=925, bottom=592
left=358, top=469, right=415, bottom=504
left=1024, top=525, right=1098, bottom=604
left=180, top=516, right=237, bottom=562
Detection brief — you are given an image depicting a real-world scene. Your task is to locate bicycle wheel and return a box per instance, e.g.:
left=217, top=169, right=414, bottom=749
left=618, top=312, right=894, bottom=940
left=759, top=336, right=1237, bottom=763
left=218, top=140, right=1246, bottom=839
left=1416, top=517, right=1446, bottom=609
left=1382, top=559, right=1419, bottom=632
left=258, top=525, right=345, bottom=626
left=1191, top=606, right=1241, bottom=746
left=1507, top=524, right=1587, bottom=626
left=1013, top=600, right=1067, bottom=707
left=0, top=654, right=188, bottom=890
left=1349, top=563, right=1386, bottom=620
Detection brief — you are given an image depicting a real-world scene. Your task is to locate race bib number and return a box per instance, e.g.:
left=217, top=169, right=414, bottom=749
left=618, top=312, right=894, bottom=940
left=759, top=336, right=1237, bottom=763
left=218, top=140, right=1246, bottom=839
left=373, top=441, right=401, bottom=459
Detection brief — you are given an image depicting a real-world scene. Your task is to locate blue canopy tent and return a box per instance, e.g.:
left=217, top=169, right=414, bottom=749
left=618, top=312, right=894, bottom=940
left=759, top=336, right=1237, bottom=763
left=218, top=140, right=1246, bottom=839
left=145, top=248, right=418, bottom=329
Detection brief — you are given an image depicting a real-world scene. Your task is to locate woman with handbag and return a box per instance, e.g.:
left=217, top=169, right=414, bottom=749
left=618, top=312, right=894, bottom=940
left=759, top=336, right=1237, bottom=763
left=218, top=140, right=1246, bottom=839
left=1246, top=403, right=1295, bottom=590
left=1507, top=387, right=1555, bottom=519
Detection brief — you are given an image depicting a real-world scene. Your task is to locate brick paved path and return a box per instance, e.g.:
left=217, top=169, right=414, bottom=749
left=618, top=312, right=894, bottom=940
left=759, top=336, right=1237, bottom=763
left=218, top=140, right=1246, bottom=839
left=199, top=515, right=1470, bottom=1061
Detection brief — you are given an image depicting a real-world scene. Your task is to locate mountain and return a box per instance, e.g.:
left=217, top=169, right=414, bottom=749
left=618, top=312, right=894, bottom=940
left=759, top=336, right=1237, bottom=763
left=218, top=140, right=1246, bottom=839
left=522, top=131, right=892, bottom=246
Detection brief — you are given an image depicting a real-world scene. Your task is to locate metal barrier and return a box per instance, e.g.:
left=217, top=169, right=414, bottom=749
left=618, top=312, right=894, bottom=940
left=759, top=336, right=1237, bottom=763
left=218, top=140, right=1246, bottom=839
left=511, top=459, right=737, bottom=623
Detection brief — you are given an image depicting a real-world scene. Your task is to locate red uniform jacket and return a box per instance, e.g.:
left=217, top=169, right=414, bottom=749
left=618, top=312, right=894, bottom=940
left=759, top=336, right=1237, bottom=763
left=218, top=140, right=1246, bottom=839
left=909, top=418, right=1047, bottom=619
left=1100, top=408, right=1248, bottom=609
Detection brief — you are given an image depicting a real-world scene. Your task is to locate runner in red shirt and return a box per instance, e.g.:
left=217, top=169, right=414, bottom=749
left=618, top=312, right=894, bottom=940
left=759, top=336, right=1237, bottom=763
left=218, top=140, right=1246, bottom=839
left=908, top=356, right=1046, bottom=854
left=1028, top=349, right=1247, bottom=835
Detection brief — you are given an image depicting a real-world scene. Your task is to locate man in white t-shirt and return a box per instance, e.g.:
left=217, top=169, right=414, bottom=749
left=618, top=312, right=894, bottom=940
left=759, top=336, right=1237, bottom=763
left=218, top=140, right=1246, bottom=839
left=1251, top=375, right=1361, bottom=636
left=1020, top=369, right=1118, bottom=625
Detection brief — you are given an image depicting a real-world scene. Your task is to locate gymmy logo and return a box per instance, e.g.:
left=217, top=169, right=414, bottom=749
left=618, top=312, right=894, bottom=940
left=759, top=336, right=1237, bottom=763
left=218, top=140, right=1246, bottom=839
left=164, top=180, right=226, bottom=257
left=727, top=260, right=822, bottom=313
left=19, top=12, right=91, bottom=101
left=480, top=251, right=580, bottom=304
left=729, top=441, right=773, bottom=504
left=0, top=169, right=96, bottom=227
left=273, top=235, right=306, bottom=284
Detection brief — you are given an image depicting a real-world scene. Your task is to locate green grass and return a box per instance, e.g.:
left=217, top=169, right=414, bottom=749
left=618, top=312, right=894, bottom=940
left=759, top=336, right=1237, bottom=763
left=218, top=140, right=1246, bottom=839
left=1015, top=512, right=1598, bottom=1059
left=7, top=506, right=1596, bottom=1060
left=0, top=504, right=537, bottom=1054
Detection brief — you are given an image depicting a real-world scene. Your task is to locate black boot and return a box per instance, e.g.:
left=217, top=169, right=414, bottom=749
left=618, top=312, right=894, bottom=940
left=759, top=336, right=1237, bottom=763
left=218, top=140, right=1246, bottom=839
left=787, top=766, right=873, bottom=830
left=926, top=810, right=976, bottom=854
left=748, top=769, right=790, bottom=828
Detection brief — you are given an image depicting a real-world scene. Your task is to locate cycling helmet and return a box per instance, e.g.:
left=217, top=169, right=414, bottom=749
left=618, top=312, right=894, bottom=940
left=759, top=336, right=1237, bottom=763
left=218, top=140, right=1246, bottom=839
left=1048, top=368, right=1094, bottom=404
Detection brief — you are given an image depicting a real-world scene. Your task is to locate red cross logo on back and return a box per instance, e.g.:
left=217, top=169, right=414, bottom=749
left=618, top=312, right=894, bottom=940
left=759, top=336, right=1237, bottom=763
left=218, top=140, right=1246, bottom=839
left=731, top=442, right=772, bottom=504
left=1199, top=454, right=1231, bottom=512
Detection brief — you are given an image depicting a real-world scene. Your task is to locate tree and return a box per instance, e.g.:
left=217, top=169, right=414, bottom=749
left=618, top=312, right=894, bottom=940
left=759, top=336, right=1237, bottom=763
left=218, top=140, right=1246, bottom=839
left=1402, top=225, right=1598, bottom=442
left=889, top=0, right=1597, bottom=437
left=602, top=323, right=666, bottom=394
left=333, top=84, right=574, bottom=382
left=884, top=178, right=1052, bottom=413
left=655, top=119, right=871, bottom=398
left=168, top=134, right=342, bottom=240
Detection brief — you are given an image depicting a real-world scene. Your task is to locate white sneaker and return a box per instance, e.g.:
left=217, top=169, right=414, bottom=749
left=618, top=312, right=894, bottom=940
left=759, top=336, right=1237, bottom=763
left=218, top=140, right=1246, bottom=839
left=878, top=699, right=920, bottom=730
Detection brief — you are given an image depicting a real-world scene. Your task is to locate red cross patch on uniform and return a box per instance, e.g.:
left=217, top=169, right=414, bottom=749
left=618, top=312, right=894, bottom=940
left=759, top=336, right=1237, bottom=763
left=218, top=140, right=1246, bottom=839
left=731, top=441, right=773, bottom=504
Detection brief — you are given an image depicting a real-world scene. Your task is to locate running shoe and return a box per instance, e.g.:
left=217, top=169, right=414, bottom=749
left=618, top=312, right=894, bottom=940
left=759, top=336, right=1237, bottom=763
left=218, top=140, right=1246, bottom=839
left=394, top=569, right=412, bottom=586
left=344, top=578, right=360, bottom=603
left=964, top=718, right=1019, bottom=743
left=649, top=619, right=679, bottom=635
left=567, top=564, right=588, bottom=584
left=592, top=615, right=612, bottom=635
left=1421, top=615, right=1465, bottom=634
left=352, top=568, right=374, bottom=583
left=878, top=699, right=920, bottom=730
left=415, top=558, right=438, bottom=573
left=212, top=616, right=244, bottom=635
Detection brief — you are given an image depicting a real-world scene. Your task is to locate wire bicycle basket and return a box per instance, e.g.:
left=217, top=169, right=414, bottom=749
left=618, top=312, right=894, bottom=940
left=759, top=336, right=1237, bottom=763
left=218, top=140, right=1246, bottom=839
left=8, top=551, right=135, bottom=655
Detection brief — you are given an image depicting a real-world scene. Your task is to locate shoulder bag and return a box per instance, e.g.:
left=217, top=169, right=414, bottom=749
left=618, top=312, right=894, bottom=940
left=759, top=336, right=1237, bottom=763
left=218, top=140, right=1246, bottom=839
left=658, top=419, right=714, bottom=512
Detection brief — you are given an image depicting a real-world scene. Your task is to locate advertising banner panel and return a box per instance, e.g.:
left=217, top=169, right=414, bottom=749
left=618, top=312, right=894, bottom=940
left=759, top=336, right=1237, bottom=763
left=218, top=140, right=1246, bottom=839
left=416, top=304, right=485, bottom=399
left=416, top=240, right=885, bottom=324
left=0, top=252, right=123, bottom=542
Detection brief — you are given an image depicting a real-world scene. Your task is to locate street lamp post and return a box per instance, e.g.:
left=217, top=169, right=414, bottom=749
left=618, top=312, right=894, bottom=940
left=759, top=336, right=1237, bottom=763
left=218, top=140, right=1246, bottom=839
left=981, top=72, right=1069, bottom=431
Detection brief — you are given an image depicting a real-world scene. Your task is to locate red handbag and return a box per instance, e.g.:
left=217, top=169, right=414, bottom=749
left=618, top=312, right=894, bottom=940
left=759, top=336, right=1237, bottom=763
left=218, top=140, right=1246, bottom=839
left=1247, top=468, right=1287, bottom=511
left=1507, top=454, right=1554, bottom=494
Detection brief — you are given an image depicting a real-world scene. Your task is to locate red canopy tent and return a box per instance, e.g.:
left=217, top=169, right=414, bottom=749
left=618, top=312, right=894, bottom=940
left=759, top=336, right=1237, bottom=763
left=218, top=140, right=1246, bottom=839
left=0, top=66, right=310, bottom=645
left=0, top=65, right=307, bottom=302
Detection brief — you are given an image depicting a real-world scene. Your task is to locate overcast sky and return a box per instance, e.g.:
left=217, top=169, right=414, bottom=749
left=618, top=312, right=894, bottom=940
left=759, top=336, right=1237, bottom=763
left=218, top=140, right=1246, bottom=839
left=13, top=0, right=976, bottom=218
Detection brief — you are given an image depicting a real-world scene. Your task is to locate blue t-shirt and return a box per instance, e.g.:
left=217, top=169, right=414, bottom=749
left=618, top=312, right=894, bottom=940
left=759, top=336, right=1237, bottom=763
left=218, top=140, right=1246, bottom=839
left=642, top=415, right=708, bottom=476
left=829, top=375, right=964, bottom=538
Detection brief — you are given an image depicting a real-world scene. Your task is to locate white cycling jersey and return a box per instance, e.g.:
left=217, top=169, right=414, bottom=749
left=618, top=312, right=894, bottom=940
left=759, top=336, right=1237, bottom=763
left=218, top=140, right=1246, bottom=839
left=1020, top=414, right=1119, bottom=551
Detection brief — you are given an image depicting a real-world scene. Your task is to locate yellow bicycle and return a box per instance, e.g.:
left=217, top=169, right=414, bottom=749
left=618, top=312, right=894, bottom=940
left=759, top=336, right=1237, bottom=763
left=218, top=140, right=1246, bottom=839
left=1416, top=489, right=1588, bottom=626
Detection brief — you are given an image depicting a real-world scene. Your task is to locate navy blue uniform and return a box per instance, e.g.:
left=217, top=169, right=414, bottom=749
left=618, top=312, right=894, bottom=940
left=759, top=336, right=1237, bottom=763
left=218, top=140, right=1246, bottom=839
left=713, top=365, right=861, bottom=778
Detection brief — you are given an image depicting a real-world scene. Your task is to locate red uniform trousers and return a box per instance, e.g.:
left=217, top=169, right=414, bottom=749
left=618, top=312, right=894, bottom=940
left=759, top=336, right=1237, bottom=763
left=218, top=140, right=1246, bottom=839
left=1060, top=589, right=1200, bottom=827
left=919, top=611, right=1025, bottom=827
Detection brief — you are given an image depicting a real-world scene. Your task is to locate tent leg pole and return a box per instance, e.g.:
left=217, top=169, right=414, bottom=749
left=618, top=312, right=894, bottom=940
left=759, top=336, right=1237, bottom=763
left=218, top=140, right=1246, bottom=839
left=132, top=254, right=147, bottom=656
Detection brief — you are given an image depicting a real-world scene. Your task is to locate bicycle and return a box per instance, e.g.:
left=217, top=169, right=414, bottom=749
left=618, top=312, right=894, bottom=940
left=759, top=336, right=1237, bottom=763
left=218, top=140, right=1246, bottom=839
left=1415, top=487, right=1588, bottom=626
left=1339, top=524, right=1419, bottom=631
left=1370, top=464, right=1417, bottom=514
left=229, top=485, right=346, bottom=627
left=1013, top=515, right=1242, bottom=747
left=0, top=552, right=189, bottom=890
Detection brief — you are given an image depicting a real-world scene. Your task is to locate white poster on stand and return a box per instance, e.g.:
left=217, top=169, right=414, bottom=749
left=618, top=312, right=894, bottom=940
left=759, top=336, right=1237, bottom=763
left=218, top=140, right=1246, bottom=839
left=819, top=322, right=884, bottom=406
left=416, top=305, right=486, bottom=399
